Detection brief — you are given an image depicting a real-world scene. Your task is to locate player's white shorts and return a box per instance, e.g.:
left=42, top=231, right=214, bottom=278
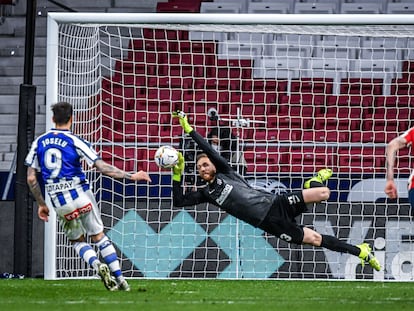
left=54, top=190, right=104, bottom=241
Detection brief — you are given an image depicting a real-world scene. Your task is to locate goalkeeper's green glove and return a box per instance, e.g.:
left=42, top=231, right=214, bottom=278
left=172, top=110, right=193, bottom=134
left=172, top=152, right=185, bottom=182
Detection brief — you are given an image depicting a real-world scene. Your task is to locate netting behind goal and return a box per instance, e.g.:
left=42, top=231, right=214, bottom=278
left=45, top=13, right=414, bottom=281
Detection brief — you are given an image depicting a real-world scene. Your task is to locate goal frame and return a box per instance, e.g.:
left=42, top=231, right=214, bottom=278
left=45, top=12, right=414, bottom=280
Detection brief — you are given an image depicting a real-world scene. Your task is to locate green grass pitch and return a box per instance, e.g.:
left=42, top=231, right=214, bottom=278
left=0, top=278, right=413, bottom=311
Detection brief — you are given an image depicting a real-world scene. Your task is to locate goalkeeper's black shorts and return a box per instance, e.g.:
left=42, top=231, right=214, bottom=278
left=258, top=191, right=307, bottom=245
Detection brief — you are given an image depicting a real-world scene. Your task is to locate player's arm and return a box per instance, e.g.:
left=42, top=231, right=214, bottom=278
left=172, top=110, right=231, bottom=172
left=384, top=135, right=407, bottom=198
left=94, top=159, right=151, bottom=182
left=27, top=166, right=49, bottom=222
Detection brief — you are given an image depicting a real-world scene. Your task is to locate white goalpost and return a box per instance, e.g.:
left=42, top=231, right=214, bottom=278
left=45, top=12, right=414, bottom=281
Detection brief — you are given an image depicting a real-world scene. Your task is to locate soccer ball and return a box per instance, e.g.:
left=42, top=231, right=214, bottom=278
left=154, top=145, right=179, bottom=169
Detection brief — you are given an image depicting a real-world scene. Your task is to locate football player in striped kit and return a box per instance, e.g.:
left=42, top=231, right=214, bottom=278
left=25, top=101, right=151, bottom=291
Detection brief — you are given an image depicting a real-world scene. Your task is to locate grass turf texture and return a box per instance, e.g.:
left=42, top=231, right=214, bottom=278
left=0, top=279, right=413, bottom=311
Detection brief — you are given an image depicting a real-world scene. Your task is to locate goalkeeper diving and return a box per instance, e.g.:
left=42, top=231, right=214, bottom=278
left=171, top=110, right=381, bottom=271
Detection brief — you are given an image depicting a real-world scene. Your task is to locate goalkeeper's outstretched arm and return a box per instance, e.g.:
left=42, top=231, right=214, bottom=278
left=172, top=110, right=231, bottom=173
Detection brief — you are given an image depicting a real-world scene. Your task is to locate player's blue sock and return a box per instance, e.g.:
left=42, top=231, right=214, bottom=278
left=73, top=242, right=100, bottom=271
left=96, top=235, right=123, bottom=280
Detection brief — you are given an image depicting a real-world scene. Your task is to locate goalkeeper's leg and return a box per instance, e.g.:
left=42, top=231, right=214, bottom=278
left=303, top=229, right=381, bottom=271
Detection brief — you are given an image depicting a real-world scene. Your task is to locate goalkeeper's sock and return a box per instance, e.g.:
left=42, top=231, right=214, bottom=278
left=96, top=235, right=122, bottom=278
left=320, top=235, right=360, bottom=256
left=73, top=242, right=100, bottom=270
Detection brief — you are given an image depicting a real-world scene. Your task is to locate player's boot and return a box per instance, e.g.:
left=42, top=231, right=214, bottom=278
left=304, top=168, right=333, bottom=189
left=357, top=243, right=381, bottom=271
left=97, top=263, right=118, bottom=291
left=117, top=279, right=131, bottom=291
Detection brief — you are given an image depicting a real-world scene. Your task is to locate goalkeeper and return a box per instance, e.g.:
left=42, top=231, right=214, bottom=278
left=172, top=110, right=381, bottom=271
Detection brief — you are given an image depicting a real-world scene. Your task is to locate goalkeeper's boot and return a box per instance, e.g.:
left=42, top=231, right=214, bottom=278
left=304, top=168, right=333, bottom=189
left=117, top=279, right=131, bottom=292
left=357, top=243, right=381, bottom=271
left=97, top=263, right=118, bottom=291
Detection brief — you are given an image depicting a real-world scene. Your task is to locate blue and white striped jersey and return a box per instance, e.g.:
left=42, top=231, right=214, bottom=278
left=25, top=129, right=101, bottom=207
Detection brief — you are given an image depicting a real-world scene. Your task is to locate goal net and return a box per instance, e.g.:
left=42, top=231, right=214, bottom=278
left=45, top=13, right=414, bottom=281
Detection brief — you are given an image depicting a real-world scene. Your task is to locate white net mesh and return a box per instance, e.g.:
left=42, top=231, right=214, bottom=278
left=48, top=18, right=414, bottom=280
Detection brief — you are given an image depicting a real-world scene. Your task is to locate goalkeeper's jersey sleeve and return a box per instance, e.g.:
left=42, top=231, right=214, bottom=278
left=174, top=130, right=276, bottom=226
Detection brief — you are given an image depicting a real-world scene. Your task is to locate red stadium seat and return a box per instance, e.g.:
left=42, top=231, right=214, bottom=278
left=402, top=60, right=414, bottom=74
left=391, top=78, right=414, bottom=95
left=266, top=129, right=302, bottom=141
left=314, top=117, right=360, bottom=131
left=290, top=78, right=334, bottom=94
left=288, top=94, right=326, bottom=107
left=156, top=1, right=202, bottom=13
left=249, top=91, right=278, bottom=104
left=374, top=95, right=398, bottom=107
left=214, top=59, right=253, bottom=79
left=325, top=106, right=363, bottom=119
left=99, top=146, right=137, bottom=171
left=98, top=102, right=124, bottom=120
left=244, top=79, right=288, bottom=94
left=192, top=90, right=229, bottom=102
left=375, top=95, right=414, bottom=108
left=340, top=78, right=383, bottom=95
left=326, top=95, right=374, bottom=107
left=194, top=78, right=218, bottom=90
left=373, top=95, right=414, bottom=108
left=281, top=146, right=335, bottom=173
left=142, top=28, right=188, bottom=40
left=128, top=50, right=159, bottom=65
left=302, top=130, right=349, bottom=143
left=115, top=59, right=155, bottom=75
left=363, top=107, right=410, bottom=132
left=338, top=147, right=385, bottom=173
left=137, top=148, right=160, bottom=172
left=244, top=149, right=280, bottom=173
left=270, top=115, right=313, bottom=129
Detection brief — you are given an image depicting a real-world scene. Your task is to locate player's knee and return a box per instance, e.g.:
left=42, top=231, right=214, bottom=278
left=91, top=231, right=105, bottom=243
left=27, top=174, right=36, bottom=185
left=70, top=235, right=86, bottom=243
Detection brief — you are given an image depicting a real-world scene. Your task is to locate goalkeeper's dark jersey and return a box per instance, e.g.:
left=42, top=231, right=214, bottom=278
left=173, top=130, right=275, bottom=226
